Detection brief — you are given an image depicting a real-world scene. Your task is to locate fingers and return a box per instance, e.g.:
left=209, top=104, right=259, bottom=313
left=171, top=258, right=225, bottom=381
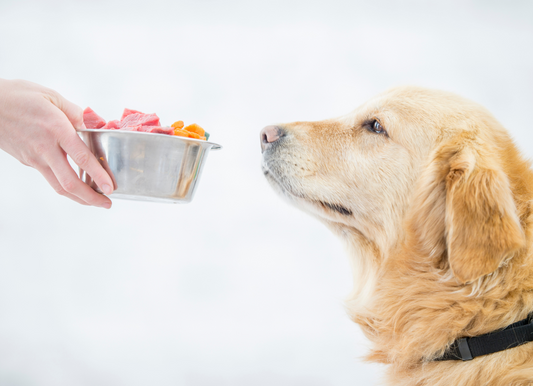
left=34, top=164, right=89, bottom=206
left=59, top=97, right=86, bottom=130
left=45, top=91, right=114, bottom=197
left=2, top=80, right=113, bottom=208
left=59, top=132, right=114, bottom=196
left=44, top=149, right=112, bottom=209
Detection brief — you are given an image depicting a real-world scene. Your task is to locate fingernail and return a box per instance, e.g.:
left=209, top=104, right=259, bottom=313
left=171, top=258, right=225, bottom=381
left=101, top=201, right=112, bottom=209
left=102, top=184, right=113, bottom=195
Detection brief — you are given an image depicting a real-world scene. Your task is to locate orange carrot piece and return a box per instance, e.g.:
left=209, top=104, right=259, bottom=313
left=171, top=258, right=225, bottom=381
left=171, top=120, right=184, bottom=129
left=173, top=128, right=189, bottom=137
left=174, top=125, right=207, bottom=140
left=186, top=131, right=202, bottom=139
left=183, top=123, right=205, bottom=137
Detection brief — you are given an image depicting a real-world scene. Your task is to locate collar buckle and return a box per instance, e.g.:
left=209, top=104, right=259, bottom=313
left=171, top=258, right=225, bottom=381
left=457, top=338, right=473, bottom=361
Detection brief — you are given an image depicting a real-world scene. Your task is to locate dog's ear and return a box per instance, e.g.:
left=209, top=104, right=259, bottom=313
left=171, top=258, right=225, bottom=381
left=410, top=138, right=525, bottom=283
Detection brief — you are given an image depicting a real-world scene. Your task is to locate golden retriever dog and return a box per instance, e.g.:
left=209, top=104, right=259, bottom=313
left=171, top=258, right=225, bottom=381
left=260, top=86, right=533, bottom=386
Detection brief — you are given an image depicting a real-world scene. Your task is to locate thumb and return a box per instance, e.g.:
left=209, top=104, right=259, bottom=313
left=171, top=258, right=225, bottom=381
left=47, top=91, right=86, bottom=130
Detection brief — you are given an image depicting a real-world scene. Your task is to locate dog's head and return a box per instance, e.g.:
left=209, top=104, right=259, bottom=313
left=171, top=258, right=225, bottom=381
left=261, top=86, right=528, bottom=288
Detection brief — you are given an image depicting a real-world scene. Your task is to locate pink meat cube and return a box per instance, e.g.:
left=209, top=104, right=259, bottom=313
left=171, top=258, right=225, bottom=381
left=122, top=125, right=143, bottom=132
left=119, top=113, right=161, bottom=129
left=121, top=108, right=144, bottom=120
left=102, top=120, right=120, bottom=130
left=83, top=107, right=106, bottom=129
left=136, top=126, right=174, bottom=135
left=82, top=107, right=173, bottom=136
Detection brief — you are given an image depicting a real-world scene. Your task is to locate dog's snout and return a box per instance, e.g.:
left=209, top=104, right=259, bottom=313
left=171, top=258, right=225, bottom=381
left=260, top=125, right=284, bottom=153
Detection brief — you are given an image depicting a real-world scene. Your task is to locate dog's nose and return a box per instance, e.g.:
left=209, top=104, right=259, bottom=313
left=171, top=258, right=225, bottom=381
left=260, top=125, right=284, bottom=153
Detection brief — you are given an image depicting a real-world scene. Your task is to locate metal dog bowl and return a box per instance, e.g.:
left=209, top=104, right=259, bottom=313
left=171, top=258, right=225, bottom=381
left=77, top=129, right=222, bottom=203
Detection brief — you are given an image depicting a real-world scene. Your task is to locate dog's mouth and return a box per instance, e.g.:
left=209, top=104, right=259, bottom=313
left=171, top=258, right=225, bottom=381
left=262, top=163, right=304, bottom=199
left=318, top=201, right=353, bottom=216
left=262, top=162, right=353, bottom=217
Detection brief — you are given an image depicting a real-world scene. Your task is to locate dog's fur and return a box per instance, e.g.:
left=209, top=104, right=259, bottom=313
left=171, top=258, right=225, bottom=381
left=261, top=86, right=533, bottom=385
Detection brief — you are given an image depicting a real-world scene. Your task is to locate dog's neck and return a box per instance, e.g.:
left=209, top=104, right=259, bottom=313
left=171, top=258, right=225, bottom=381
left=342, top=227, right=533, bottom=385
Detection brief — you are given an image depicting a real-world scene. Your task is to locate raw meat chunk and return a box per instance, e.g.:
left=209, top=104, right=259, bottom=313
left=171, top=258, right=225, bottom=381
left=118, top=125, right=142, bottom=132
left=121, top=108, right=144, bottom=120
left=102, top=120, right=120, bottom=130
left=136, top=126, right=174, bottom=135
left=120, top=113, right=161, bottom=129
left=83, top=107, right=106, bottom=129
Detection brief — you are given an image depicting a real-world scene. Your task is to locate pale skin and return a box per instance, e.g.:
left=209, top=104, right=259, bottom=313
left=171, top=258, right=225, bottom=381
left=0, top=78, right=114, bottom=208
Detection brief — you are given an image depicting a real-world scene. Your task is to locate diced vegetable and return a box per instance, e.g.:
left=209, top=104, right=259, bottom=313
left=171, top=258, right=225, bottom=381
left=183, top=123, right=205, bottom=137
left=171, top=121, right=184, bottom=129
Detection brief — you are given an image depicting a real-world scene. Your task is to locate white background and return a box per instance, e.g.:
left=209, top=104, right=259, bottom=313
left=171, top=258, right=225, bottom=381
left=0, top=1, right=532, bottom=385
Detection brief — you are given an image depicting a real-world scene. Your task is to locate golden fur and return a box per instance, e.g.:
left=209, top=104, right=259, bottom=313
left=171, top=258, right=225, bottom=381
left=261, top=86, right=533, bottom=385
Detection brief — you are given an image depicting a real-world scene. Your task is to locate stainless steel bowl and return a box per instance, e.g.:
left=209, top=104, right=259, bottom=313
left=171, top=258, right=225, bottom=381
left=77, top=129, right=222, bottom=203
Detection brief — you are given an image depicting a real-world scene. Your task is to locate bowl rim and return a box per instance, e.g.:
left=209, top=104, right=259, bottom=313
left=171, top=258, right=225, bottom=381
left=77, top=128, right=222, bottom=150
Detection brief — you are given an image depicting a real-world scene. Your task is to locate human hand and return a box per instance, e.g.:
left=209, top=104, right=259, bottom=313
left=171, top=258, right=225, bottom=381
left=0, top=78, right=114, bottom=208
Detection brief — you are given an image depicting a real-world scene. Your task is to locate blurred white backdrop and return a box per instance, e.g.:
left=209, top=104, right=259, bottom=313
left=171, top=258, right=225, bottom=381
left=0, top=1, right=532, bottom=385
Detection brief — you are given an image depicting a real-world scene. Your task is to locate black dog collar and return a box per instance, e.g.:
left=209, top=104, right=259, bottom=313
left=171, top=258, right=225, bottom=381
left=435, top=313, right=533, bottom=361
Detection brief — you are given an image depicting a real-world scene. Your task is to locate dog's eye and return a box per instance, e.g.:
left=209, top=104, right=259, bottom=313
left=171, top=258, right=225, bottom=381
left=363, top=119, right=387, bottom=136
left=371, top=120, right=385, bottom=134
